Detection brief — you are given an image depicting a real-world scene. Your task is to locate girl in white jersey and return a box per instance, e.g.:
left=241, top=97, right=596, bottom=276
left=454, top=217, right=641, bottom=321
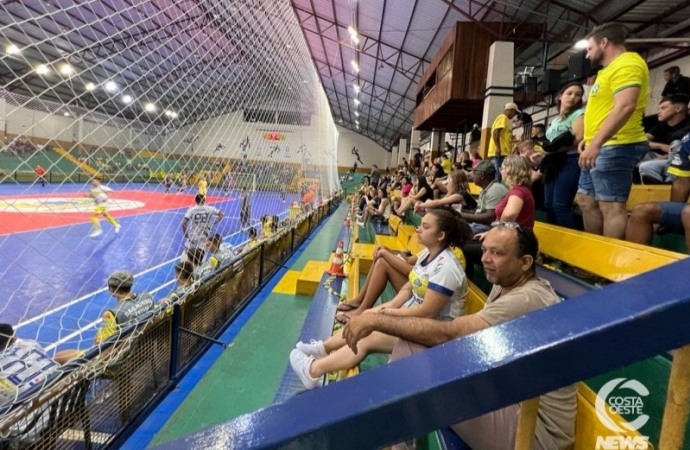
left=290, top=208, right=470, bottom=390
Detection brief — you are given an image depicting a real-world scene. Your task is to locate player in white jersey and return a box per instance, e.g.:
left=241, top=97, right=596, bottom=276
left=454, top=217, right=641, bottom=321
left=88, top=178, right=121, bottom=238
left=181, top=194, right=225, bottom=259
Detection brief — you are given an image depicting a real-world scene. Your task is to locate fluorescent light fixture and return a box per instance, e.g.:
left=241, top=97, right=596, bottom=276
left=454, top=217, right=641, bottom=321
left=85, top=82, right=96, bottom=91
left=121, top=94, right=133, bottom=104
left=575, top=39, right=588, bottom=50
left=35, top=64, right=49, bottom=75
left=171, top=112, right=178, bottom=118
left=353, top=84, right=360, bottom=93
left=6, top=44, right=19, bottom=55
left=353, top=98, right=361, bottom=105
left=351, top=60, right=359, bottom=72
left=105, top=81, right=117, bottom=92
left=63, top=111, right=70, bottom=117
left=144, top=102, right=156, bottom=112
left=348, top=26, right=357, bottom=36
left=164, top=110, right=174, bottom=117
left=354, top=111, right=359, bottom=116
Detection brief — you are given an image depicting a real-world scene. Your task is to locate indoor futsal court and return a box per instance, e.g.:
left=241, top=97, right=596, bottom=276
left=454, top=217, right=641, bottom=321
left=0, top=182, right=300, bottom=357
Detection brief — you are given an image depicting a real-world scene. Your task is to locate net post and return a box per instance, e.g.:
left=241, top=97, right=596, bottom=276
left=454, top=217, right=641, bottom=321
left=169, top=304, right=181, bottom=379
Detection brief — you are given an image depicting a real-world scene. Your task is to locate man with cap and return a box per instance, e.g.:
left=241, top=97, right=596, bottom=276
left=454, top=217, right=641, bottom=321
left=460, top=160, right=508, bottom=235
left=488, top=102, right=520, bottom=181
left=95, top=270, right=154, bottom=344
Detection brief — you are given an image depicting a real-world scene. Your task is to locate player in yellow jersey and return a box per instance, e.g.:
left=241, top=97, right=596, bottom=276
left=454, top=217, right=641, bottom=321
left=88, top=178, right=120, bottom=238
left=576, top=23, right=650, bottom=239
left=198, top=175, right=208, bottom=196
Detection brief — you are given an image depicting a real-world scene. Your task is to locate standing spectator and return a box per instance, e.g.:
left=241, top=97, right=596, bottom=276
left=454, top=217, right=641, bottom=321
left=488, top=103, right=520, bottom=181
left=469, top=124, right=481, bottom=153
left=542, top=82, right=585, bottom=228
left=370, top=164, right=381, bottom=187
left=662, top=66, right=690, bottom=98
left=576, top=23, right=650, bottom=239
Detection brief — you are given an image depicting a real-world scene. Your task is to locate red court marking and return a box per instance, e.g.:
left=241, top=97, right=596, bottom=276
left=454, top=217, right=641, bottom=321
left=0, top=191, right=229, bottom=235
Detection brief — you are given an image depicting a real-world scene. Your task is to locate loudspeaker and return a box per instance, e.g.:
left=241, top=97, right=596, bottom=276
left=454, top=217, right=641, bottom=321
left=540, top=69, right=561, bottom=94
left=525, top=76, right=538, bottom=93
left=568, top=51, right=591, bottom=82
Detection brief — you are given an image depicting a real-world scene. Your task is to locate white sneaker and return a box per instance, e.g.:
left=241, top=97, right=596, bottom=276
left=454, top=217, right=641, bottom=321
left=357, top=220, right=365, bottom=227
left=114, top=225, right=121, bottom=234
left=296, top=340, right=326, bottom=358
left=89, top=228, right=103, bottom=238
left=289, top=349, right=320, bottom=390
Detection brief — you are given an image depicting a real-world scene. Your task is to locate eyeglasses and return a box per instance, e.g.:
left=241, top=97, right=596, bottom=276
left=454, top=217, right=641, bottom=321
left=491, top=221, right=527, bottom=236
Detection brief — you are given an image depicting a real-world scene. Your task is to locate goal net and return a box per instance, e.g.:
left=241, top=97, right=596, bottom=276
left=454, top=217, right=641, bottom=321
left=0, top=0, right=341, bottom=428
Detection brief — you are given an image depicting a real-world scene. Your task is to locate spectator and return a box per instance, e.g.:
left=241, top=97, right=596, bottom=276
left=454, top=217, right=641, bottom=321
left=342, top=224, right=576, bottom=450
left=577, top=23, right=650, bottom=239
left=34, top=165, right=46, bottom=187
left=542, top=82, right=585, bottom=228
left=290, top=208, right=470, bottom=390
left=626, top=131, right=690, bottom=252
left=488, top=103, right=520, bottom=181
left=415, top=171, right=474, bottom=215
left=458, top=161, right=508, bottom=235
left=396, top=175, right=434, bottom=216
left=661, top=66, right=690, bottom=98
left=469, top=124, right=481, bottom=153
left=638, top=96, right=690, bottom=184
left=531, top=123, right=548, bottom=146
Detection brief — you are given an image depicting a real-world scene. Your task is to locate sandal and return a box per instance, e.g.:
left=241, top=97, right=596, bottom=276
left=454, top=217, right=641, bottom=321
left=336, top=302, right=359, bottom=312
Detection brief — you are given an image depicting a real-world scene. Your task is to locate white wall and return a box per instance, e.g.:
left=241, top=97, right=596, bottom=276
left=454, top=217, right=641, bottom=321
left=336, top=125, right=390, bottom=169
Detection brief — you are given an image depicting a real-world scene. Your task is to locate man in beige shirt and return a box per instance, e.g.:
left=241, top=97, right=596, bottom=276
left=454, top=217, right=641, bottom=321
left=343, top=223, right=577, bottom=450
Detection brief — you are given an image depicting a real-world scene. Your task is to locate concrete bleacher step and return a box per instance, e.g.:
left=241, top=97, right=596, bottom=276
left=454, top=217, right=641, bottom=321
left=296, top=256, right=341, bottom=296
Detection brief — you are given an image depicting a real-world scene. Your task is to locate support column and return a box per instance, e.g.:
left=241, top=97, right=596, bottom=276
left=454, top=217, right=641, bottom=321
left=391, top=146, right=398, bottom=171
left=430, top=131, right=444, bottom=162
left=480, top=42, right=515, bottom=159
left=409, top=128, right=421, bottom=161
left=398, top=138, right=407, bottom=167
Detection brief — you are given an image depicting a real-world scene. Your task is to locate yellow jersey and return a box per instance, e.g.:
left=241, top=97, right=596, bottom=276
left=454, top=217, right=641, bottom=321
left=441, top=159, right=452, bottom=175
left=198, top=179, right=208, bottom=195
left=487, top=113, right=512, bottom=157
left=584, top=52, right=649, bottom=146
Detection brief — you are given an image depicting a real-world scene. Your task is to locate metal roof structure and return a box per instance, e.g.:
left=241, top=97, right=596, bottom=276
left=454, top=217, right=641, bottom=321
left=0, top=0, right=688, bottom=149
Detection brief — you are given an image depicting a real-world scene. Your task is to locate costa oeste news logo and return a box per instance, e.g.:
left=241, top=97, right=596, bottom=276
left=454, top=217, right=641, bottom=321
left=594, top=378, right=651, bottom=449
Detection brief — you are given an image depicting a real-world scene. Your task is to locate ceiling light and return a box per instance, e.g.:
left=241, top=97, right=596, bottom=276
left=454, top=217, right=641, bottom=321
left=85, top=82, right=96, bottom=91
left=354, top=111, right=359, bottom=116
left=286, top=44, right=293, bottom=49
left=105, top=81, right=117, bottom=92
left=63, top=111, right=70, bottom=117
left=6, top=44, right=19, bottom=55
left=353, top=84, right=361, bottom=93
left=354, top=98, right=361, bottom=105
left=121, top=94, right=133, bottom=104
left=165, top=110, right=174, bottom=117
left=348, top=26, right=357, bottom=37
left=574, top=39, right=588, bottom=50
left=35, top=64, right=49, bottom=75
left=59, top=63, right=73, bottom=75
left=171, top=112, right=178, bottom=118
left=144, top=102, right=156, bottom=112
left=351, top=60, right=359, bottom=72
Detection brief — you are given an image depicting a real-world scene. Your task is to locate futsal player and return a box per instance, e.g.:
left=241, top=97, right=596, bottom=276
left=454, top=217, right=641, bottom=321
left=88, top=178, right=120, bottom=238
left=181, top=194, right=225, bottom=261
left=198, top=174, right=208, bottom=196
left=163, top=173, right=174, bottom=193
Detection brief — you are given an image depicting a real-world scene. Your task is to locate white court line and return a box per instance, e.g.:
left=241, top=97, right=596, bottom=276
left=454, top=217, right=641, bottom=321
left=16, top=226, right=249, bottom=329
left=43, top=279, right=177, bottom=351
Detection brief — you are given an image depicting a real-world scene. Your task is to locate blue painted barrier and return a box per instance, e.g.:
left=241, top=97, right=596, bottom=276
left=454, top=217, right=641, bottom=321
left=151, top=257, right=690, bottom=450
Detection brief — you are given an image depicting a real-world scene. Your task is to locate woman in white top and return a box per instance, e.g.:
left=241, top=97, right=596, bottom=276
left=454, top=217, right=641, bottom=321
left=290, top=207, right=469, bottom=390
left=357, top=188, right=391, bottom=226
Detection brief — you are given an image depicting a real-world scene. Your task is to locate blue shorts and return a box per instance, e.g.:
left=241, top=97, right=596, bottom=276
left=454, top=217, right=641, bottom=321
left=658, top=202, right=689, bottom=232
left=577, top=142, right=648, bottom=202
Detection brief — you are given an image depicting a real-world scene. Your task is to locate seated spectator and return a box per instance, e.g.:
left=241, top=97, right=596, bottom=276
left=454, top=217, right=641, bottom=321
left=206, top=233, right=242, bottom=272
left=458, top=161, right=508, bottom=235
left=342, top=224, right=576, bottom=450
left=626, top=131, right=690, bottom=252
left=336, top=214, right=472, bottom=324
left=159, top=261, right=196, bottom=307
left=290, top=208, right=470, bottom=390
left=95, top=271, right=155, bottom=344
left=0, top=323, right=62, bottom=410
left=358, top=188, right=391, bottom=227
left=395, top=175, right=433, bottom=216
left=531, top=123, right=548, bottom=146
left=391, top=176, right=412, bottom=212
left=415, top=171, right=474, bottom=215
left=463, top=155, right=535, bottom=279
left=515, top=140, right=545, bottom=212
left=662, top=66, right=690, bottom=98
left=638, top=96, right=690, bottom=184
